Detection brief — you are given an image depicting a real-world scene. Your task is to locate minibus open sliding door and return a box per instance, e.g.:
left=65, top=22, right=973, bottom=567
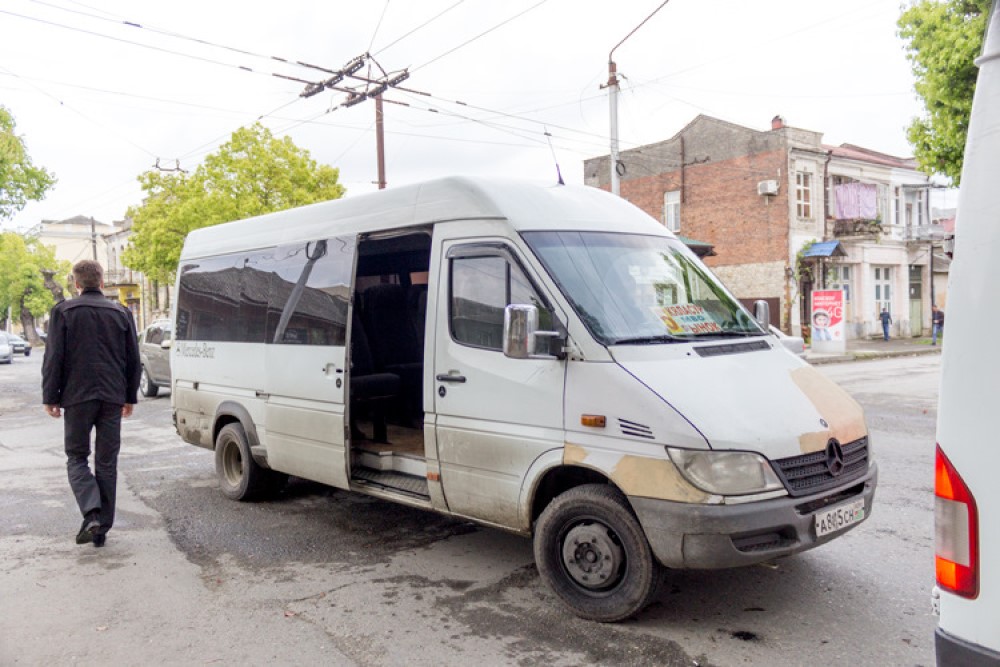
left=261, top=235, right=355, bottom=489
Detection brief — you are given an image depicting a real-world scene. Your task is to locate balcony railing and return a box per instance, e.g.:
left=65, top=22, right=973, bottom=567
left=832, top=218, right=882, bottom=239
left=104, top=269, right=139, bottom=285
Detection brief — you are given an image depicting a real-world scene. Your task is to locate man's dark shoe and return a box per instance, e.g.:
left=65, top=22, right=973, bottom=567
left=76, top=515, right=100, bottom=545
left=93, top=533, right=106, bottom=548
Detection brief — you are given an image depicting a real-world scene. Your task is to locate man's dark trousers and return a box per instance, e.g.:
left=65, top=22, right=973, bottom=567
left=64, top=400, right=122, bottom=534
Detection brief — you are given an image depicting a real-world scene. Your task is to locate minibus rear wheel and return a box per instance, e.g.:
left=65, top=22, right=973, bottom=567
left=215, top=422, right=273, bottom=501
left=534, top=484, right=662, bottom=622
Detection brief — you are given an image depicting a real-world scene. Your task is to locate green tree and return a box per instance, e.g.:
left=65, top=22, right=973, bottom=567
left=898, top=0, right=992, bottom=184
left=0, top=232, right=70, bottom=340
left=0, top=106, right=55, bottom=219
left=124, top=123, right=346, bottom=281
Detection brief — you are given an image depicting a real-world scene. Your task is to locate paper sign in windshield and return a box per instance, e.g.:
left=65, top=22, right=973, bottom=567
left=653, top=304, right=722, bottom=335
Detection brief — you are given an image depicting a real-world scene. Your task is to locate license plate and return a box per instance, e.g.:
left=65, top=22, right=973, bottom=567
left=814, top=498, right=866, bottom=537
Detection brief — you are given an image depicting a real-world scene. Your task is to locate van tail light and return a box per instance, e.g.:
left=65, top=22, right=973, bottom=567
left=935, top=444, right=979, bottom=598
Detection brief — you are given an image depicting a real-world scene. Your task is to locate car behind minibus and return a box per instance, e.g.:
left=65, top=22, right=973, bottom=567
left=171, top=176, right=876, bottom=621
left=933, top=2, right=1000, bottom=663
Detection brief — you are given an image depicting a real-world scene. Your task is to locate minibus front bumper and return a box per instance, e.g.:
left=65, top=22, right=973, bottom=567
left=629, top=462, right=877, bottom=569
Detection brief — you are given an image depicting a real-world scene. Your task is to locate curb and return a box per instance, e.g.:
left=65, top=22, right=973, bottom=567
left=806, top=347, right=942, bottom=365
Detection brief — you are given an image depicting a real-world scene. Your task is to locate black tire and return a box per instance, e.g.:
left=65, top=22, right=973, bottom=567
left=23, top=349, right=30, bottom=357
left=139, top=366, right=159, bottom=398
left=534, top=484, right=662, bottom=622
left=214, top=422, right=273, bottom=501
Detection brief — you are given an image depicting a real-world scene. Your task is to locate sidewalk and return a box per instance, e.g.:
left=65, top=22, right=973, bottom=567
left=805, top=335, right=944, bottom=364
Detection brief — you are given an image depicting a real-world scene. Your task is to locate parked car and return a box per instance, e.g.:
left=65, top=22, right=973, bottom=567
left=7, top=333, right=31, bottom=356
left=138, top=319, right=172, bottom=397
left=770, top=325, right=806, bottom=357
left=0, top=333, right=13, bottom=364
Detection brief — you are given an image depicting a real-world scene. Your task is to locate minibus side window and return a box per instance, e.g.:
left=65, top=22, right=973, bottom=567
left=176, top=254, right=244, bottom=342
left=266, top=237, right=353, bottom=346
left=450, top=252, right=551, bottom=351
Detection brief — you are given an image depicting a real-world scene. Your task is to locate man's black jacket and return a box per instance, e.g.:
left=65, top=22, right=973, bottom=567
left=42, top=289, right=141, bottom=408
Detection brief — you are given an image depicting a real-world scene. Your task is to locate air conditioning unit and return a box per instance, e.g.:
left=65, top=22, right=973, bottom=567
left=757, top=180, right=779, bottom=196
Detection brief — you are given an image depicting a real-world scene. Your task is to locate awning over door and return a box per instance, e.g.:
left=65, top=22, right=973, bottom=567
left=801, top=240, right=847, bottom=258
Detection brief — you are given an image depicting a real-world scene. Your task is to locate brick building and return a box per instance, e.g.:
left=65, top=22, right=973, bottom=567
left=583, top=114, right=936, bottom=340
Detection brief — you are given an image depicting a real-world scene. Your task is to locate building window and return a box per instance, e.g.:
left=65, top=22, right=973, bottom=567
left=874, top=266, right=892, bottom=315
left=663, top=190, right=680, bottom=232
left=894, top=187, right=901, bottom=227
left=796, top=172, right=812, bottom=218
left=830, top=265, right=852, bottom=303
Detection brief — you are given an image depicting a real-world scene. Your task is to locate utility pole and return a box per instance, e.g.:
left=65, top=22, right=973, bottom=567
left=604, top=1, right=671, bottom=197
left=375, top=94, right=386, bottom=189
left=90, top=217, right=97, bottom=261
left=297, top=54, right=413, bottom=192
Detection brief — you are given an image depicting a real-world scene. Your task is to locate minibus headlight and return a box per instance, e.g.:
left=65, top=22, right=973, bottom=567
left=667, top=448, right=784, bottom=496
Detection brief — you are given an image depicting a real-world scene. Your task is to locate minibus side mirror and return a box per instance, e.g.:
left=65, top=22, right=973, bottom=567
left=161, top=339, right=173, bottom=350
left=503, top=304, right=564, bottom=360
left=753, top=299, right=771, bottom=330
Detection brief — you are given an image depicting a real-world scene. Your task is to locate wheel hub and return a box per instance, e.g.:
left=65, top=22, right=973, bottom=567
left=561, top=521, right=624, bottom=590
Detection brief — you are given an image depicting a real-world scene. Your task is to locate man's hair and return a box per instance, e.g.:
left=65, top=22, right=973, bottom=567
left=72, top=260, right=104, bottom=290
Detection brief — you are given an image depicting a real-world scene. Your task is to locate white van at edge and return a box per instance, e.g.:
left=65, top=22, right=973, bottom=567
left=933, top=2, right=1000, bottom=663
left=171, top=176, right=876, bottom=621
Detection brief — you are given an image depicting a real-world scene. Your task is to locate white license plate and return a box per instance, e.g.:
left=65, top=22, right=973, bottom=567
left=814, top=498, right=866, bottom=537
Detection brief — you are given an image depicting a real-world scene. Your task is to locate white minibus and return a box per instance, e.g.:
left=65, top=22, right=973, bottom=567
left=933, top=2, right=1000, bottom=663
left=171, top=177, right=876, bottom=621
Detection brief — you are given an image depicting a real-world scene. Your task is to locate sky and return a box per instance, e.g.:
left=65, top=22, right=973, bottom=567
left=0, top=0, right=955, bottom=233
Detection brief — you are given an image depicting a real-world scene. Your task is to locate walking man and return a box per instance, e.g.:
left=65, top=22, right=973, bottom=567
left=879, top=307, right=892, bottom=341
left=932, top=305, right=945, bottom=346
left=42, top=260, right=140, bottom=547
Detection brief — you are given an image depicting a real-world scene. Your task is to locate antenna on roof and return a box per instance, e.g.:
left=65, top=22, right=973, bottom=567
left=543, top=127, right=565, bottom=185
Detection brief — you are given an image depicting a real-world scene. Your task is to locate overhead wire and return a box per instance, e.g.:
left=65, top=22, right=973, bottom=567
left=0, top=64, right=158, bottom=159
left=367, top=0, right=391, bottom=53
left=372, top=0, right=467, bottom=56
left=411, top=0, right=552, bottom=73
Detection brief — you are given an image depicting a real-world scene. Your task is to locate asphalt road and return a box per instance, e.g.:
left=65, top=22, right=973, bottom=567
left=0, top=351, right=940, bottom=666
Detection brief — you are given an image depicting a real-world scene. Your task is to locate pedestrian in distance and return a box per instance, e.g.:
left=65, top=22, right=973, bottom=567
left=42, top=260, right=140, bottom=548
left=932, top=305, right=945, bottom=346
left=879, top=307, right=892, bottom=341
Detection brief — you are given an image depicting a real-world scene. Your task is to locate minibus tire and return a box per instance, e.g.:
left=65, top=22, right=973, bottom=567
left=139, top=366, right=159, bottom=398
left=215, top=422, right=269, bottom=501
left=534, top=484, right=662, bottom=622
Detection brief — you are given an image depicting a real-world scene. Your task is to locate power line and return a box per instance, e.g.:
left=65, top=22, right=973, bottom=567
left=0, top=64, right=158, bottom=158
left=411, top=0, right=552, bottom=73
left=372, top=0, right=467, bottom=56
left=0, top=7, right=320, bottom=86
left=367, top=0, right=391, bottom=53
left=21, top=0, right=342, bottom=79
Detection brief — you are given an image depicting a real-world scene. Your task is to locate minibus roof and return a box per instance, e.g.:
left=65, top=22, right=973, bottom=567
left=179, top=176, right=673, bottom=259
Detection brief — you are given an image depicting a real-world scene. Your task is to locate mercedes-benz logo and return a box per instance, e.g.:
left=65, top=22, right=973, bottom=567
left=826, top=439, right=845, bottom=476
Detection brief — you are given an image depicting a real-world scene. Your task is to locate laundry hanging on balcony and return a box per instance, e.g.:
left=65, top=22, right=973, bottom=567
left=834, top=182, right=878, bottom=220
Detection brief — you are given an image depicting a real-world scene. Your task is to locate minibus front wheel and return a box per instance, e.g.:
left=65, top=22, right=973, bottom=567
left=534, top=484, right=662, bottom=622
left=215, top=422, right=284, bottom=501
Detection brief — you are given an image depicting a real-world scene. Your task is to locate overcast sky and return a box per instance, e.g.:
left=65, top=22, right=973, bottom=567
left=0, top=0, right=952, bottom=232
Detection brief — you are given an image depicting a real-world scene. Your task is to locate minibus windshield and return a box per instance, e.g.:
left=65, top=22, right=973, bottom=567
left=523, top=231, right=764, bottom=345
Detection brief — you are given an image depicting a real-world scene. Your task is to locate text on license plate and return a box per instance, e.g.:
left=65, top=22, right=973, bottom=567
left=815, top=498, right=866, bottom=537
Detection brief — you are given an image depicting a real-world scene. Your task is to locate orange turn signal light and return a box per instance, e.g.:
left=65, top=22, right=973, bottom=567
left=581, top=415, right=606, bottom=428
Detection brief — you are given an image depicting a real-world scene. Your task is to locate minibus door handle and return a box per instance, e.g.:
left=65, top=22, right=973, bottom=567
left=436, top=372, right=466, bottom=383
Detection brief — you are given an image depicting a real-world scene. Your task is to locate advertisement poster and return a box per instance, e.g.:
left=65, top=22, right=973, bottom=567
left=811, top=289, right=845, bottom=353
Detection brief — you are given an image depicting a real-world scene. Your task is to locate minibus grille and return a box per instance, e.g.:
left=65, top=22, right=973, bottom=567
left=772, top=437, right=868, bottom=497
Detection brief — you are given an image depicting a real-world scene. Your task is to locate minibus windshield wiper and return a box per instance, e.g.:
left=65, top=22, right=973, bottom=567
left=611, top=335, right=684, bottom=345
